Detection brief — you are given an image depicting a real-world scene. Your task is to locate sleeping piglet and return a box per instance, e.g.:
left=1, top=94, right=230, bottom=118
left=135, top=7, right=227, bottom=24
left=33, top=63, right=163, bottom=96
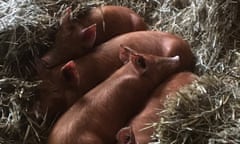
left=116, top=72, right=198, bottom=144
left=36, top=31, right=195, bottom=121
left=48, top=47, right=181, bottom=144
left=41, top=5, right=147, bottom=68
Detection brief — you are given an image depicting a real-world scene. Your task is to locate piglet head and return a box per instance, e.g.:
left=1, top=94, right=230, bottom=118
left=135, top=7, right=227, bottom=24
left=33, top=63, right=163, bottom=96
left=116, top=127, right=137, bottom=144
left=119, top=46, right=180, bottom=84
left=33, top=60, right=80, bottom=122
left=41, top=7, right=97, bottom=68
left=58, top=7, right=97, bottom=51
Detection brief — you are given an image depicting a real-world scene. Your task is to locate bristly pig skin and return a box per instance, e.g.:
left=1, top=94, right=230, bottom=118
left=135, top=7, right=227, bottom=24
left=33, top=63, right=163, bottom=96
left=35, top=31, right=195, bottom=122
left=48, top=48, right=181, bottom=144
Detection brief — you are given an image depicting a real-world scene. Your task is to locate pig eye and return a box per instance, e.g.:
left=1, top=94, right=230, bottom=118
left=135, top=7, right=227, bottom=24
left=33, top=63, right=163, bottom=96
left=136, top=56, right=146, bottom=69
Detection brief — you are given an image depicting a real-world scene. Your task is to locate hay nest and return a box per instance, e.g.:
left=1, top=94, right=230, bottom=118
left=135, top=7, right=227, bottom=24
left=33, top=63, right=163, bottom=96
left=0, top=0, right=239, bottom=143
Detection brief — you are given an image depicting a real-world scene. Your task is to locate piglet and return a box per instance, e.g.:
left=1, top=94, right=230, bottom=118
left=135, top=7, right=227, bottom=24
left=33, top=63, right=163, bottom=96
left=116, top=72, right=198, bottom=144
left=48, top=47, right=181, bottom=144
left=36, top=31, right=195, bottom=121
left=41, top=5, right=147, bottom=68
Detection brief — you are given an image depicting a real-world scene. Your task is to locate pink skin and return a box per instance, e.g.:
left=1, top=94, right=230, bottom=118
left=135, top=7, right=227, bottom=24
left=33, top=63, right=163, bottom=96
left=41, top=5, right=148, bottom=68
left=48, top=48, right=181, bottom=144
left=35, top=31, right=195, bottom=122
left=116, top=72, right=198, bottom=144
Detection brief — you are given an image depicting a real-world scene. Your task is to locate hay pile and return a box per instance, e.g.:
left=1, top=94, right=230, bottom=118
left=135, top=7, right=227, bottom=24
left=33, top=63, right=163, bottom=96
left=150, top=0, right=240, bottom=143
left=0, top=0, right=239, bottom=143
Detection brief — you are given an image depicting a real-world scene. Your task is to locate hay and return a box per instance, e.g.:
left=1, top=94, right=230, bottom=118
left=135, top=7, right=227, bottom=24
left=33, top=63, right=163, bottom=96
left=0, top=0, right=239, bottom=143
left=154, top=73, right=240, bottom=144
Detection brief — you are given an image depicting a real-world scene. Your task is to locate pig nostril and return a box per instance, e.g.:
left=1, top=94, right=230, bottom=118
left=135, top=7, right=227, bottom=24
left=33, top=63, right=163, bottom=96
left=42, top=60, right=52, bottom=68
left=41, top=60, right=48, bottom=66
left=40, top=58, right=56, bottom=68
left=40, top=55, right=55, bottom=68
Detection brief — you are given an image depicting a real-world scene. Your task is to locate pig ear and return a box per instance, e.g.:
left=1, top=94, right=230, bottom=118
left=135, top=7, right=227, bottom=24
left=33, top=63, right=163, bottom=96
left=170, top=55, right=180, bottom=62
left=116, top=127, right=136, bottom=144
left=119, top=44, right=137, bottom=64
left=130, top=54, right=147, bottom=75
left=60, top=7, right=72, bottom=29
left=161, top=55, right=180, bottom=65
left=80, top=24, right=97, bottom=48
left=61, top=60, right=79, bottom=86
